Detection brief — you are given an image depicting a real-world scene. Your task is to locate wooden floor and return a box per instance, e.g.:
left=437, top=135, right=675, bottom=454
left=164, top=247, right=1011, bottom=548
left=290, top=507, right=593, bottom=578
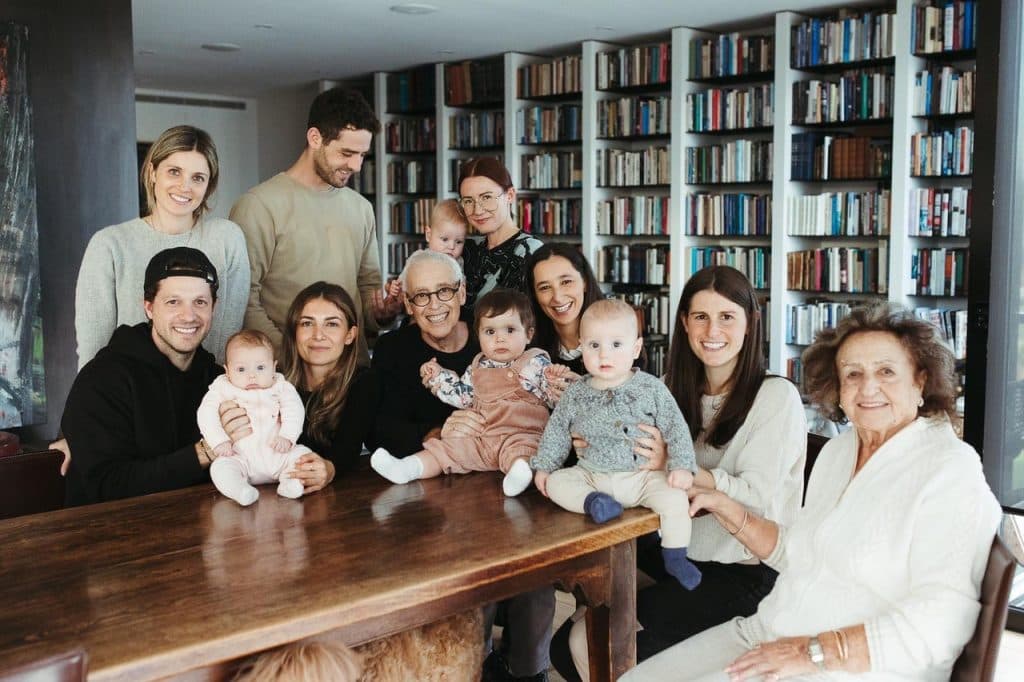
left=546, top=591, right=1024, bottom=681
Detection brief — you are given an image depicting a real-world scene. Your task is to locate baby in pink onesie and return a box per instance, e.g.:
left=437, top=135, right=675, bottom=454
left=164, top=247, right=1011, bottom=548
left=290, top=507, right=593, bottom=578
left=197, top=330, right=310, bottom=506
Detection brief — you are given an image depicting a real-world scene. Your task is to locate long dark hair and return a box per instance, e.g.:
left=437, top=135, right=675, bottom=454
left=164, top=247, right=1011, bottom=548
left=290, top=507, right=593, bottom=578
left=280, top=282, right=361, bottom=444
left=524, top=243, right=603, bottom=359
left=665, top=266, right=766, bottom=447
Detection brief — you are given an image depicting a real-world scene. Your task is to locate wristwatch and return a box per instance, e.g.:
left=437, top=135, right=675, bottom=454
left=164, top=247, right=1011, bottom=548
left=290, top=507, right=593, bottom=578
left=808, top=636, right=826, bottom=670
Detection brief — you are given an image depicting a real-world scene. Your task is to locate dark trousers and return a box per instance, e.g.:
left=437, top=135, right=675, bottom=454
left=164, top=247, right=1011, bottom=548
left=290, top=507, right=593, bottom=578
left=485, top=585, right=556, bottom=676
left=550, top=532, right=777, bottom=681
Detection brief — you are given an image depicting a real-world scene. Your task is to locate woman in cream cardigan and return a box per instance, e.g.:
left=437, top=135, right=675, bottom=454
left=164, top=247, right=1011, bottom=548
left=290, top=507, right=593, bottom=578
left=623, top=302, right=1001, bottom=681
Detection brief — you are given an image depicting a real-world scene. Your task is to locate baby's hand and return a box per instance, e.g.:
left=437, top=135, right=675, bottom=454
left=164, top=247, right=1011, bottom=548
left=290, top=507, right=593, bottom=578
left=668, top=469, right=695, bottom=490
left=420, top=358, right=442, bottom=387
left=543, top=364, right=579, bottom=403
left=270, top=436, right=293, bottom=453
left=213, top=441, right=235, bottom=458
left=534, top=470, right=550, bottom=497
left=386, top=277, right=403, bottom=299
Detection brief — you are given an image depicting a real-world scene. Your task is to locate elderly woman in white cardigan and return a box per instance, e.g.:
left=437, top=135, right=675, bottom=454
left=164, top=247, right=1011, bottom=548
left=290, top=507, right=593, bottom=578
left=623, top=302, right=1001, bottom=681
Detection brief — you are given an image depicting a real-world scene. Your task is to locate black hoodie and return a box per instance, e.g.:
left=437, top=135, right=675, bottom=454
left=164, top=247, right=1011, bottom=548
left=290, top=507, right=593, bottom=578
left=63, top=323, right=223, bottom=506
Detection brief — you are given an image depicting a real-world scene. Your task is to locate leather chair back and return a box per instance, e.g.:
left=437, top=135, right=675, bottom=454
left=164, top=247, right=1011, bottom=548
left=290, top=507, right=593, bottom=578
left=0, top=450, right=64, bottom=520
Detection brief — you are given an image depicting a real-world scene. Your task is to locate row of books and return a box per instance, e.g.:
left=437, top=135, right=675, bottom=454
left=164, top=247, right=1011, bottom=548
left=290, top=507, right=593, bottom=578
left=785, top=301, right=852, bottom=345
left=386, top=160, right=436, bottom=195
left=389, top=198, right=436, bottom=234
left=913, top=306, right=967, bottom=359
left=689, top=33, right=773, bottom=80
left=448, top=111, right=504, bottom=150
left=385, top=117, right=436, bottom=154
left=792, top=70, right=894, bottom=124
left=518, top=197, right=581, bottom=235
left=907, top=187, right=972, bottom=237
left=445, top=58, right=503, bottom=107
left=685, top=246, right=770, bottom=289
left=910, top=0, right=977, bottom=54
left=910, top=127, right=973, bottom=176
left=685, top=192, right=772, bottom=236
left=786, top=357, right=804, bottom=384
left=387, top=65, right=435, bottom=113
left=786, top=190, right=891, bottom=237
left=791, top=133, right=892, bottom=181
left=643, top=340, right=668, bottom=377
left=597, top=244, right=670, bottom=285
left=351, top=161, right=374, bottom=195
left=786, top=245, right=888, bottom=293
left=386, top=240, right=426, bottom=276
left=516, top=104, right=581, bottom=144
left=609, top=290, right=672, bottom=336
left=596, top=195, right=670, bottom=236
left=791, top=9, right=896, bottom=68
left=911, top=247, right=968, bottom=296
left=685, top=140, right=773, bottom=184
left=596, top=43, right=671, bottom=90
left=595, top=146, right=671, bottom=187
left=517, top=55, right=582, bottom=98
left=597, top=96, right=670, bottom=138
left=913, top=66, right=975, bottom=117
left=686, top=84, right=773, bottom=133
left=520, top=152, right=582, bottom=189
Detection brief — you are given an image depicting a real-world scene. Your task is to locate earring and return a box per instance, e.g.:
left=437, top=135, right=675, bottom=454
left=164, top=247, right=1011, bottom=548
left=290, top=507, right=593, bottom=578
left=918, top=397, right=924, bottom=408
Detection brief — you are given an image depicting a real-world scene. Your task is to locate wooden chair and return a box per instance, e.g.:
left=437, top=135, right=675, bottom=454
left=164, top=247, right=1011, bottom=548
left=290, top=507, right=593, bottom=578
left=950, top=535, right=1018, bottom=682
left=0, top=450, right=65, bottom=520
left=0, top=649, right=86, bottom=682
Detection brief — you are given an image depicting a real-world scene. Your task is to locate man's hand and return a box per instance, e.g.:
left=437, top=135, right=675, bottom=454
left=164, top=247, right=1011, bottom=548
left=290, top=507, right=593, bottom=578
left=218, top=400, right=252, bottom=442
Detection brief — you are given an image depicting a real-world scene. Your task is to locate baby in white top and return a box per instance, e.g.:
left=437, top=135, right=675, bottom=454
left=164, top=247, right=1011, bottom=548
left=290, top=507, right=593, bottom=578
left=197, top=330, right=311, bottom=505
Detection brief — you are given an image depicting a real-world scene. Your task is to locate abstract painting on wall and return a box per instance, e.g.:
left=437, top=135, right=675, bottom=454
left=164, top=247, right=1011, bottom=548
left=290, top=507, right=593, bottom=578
left=0, top=22, right=46, bottom=429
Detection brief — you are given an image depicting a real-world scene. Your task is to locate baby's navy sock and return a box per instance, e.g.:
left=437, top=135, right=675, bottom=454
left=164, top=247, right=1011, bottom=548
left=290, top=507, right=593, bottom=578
left=663, top=546, right=702, bottom=590
left=584, top=492, right=623, bottom=524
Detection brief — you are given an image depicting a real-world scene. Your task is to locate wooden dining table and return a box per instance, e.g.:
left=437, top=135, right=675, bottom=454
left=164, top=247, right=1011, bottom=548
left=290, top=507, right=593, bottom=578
left=0, top=466, right=659, bottom=681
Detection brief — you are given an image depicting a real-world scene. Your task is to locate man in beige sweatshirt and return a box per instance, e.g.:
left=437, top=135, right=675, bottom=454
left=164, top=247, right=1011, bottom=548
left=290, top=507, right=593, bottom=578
left=230, top=88, right=400, bottom=365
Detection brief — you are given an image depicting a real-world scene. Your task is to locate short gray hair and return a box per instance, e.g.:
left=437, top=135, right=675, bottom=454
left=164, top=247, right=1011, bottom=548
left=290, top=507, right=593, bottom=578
left=399, top=249, right=464, bottom=291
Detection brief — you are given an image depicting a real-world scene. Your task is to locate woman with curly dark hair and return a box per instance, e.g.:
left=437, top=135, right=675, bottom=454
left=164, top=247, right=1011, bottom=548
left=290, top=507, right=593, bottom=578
left=624, top=302, right=1000, bottom=681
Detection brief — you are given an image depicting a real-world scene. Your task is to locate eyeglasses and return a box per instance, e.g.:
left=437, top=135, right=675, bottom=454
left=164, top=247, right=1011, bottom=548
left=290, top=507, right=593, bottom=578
left=407, top=284, right=460, bottom=307
left=457, top=191, right=505, bottom=215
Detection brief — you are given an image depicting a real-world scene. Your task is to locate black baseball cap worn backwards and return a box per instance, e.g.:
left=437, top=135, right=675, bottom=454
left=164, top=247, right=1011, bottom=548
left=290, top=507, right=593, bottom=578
left=144, top=247, right=219, bottom=297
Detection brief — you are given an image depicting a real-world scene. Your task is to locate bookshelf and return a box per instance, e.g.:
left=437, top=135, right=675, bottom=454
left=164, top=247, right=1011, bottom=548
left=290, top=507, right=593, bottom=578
left=341, top=0, right=979, bottom=390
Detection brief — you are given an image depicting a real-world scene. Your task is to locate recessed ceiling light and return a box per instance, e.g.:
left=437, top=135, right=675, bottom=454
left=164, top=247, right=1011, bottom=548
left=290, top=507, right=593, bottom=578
left=138, top=49, right=157, bottom=56
left=390, top=3, right=438, bottom=15
left=254, top=23, right=274, bottom=30
left=439, top=49, right=456, bottom=54
left=201, top=42, right=242, bottom=52
left=596, top=26, right=615, bottom=31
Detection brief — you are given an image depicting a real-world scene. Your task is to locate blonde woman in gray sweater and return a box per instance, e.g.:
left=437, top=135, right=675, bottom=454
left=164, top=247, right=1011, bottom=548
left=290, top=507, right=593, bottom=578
left=74, top=125, right=248, bottom=369
left=551, top=266, right=807, bottom=681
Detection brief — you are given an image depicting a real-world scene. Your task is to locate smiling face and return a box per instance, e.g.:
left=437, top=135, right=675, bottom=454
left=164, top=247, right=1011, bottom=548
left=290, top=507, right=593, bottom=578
left=313, top=128, right=372, bottom=188
left=682, top=289, right=748, bottom=391
left=580, top=312, right=642, bottom=389
left=532, top=255, right=586, bottom=334
left=403, top=258, right=466, bottom=344
left=478, top=309, right=532, bottom=362
left=425, top=219, right=467, bottom=259
left=458, top=175, right=514, bottom=236
left=295, top=297, right=358, bottom=371
left=225, top=343, right=277, bottom=390
left=148, top=150, right=210, bottom=221
left=143, top=276, right=214, bottom=367
left=837, top=331, right=924, bottom=438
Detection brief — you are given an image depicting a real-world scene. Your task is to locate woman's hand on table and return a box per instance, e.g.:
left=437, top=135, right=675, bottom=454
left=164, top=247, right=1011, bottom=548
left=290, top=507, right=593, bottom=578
left=440, top=409, right=486, bottom=439
left=724, top=636, right=817, bottom=681
left=633, top=423, right=667, bottom=470
left=287, top=452, right=335, bottom=493
left=218, top=400, right=252, bottom=442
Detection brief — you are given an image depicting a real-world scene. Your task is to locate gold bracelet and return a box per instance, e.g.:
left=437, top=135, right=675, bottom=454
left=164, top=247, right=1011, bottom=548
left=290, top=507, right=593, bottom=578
left=729, top=509, right=749, bottom=535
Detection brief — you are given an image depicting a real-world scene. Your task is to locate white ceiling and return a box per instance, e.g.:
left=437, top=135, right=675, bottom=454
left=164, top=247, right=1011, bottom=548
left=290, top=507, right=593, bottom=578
left=132, top=0, right=874, bottom=97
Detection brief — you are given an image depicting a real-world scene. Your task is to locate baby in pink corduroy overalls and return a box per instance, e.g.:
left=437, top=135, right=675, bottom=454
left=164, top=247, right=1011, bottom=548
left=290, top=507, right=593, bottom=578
left=371, top=289, right=576, bottom=496
left=197, top=330, right=311, bottom=506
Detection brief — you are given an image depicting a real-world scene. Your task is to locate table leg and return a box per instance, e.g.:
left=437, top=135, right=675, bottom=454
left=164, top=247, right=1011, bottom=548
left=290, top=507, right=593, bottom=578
left=585, top=539, right=637, bottom=681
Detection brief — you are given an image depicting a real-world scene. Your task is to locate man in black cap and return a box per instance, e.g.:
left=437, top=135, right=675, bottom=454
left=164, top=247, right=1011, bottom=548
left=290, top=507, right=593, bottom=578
left=63, top=247, right=227, bottom=506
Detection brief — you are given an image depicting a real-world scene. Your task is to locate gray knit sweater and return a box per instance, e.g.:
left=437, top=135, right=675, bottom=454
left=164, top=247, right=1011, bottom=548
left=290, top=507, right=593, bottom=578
left=74, top=216, right=250, bottom=368
left=531, top=370, right=697, bottom=474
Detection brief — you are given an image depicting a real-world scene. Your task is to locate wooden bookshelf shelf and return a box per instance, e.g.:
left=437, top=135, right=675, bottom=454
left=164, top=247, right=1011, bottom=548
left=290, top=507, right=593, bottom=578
left=688, top=70, right=775, bottom=86
left=597, top=183, right=671, bottom=190
left=596, top=133, right=671, bottom=142
left=596, top=82, right=671, bottom=95
left=687, top=125, right=773, bottom=136
left=518, top=139, right=582, bottom=147
left=792, top=117, right=893, bottom=129
left=914, top=48, right=976, bottom=61
left=516, top=91, right=583, bottom=103
left=792, top=56, right=895, bottom=74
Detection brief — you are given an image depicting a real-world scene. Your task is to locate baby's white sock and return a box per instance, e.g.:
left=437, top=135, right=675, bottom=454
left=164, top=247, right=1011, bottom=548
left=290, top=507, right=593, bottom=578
left=502, top=459, right=534, bottom=497
left=371, top=448, right=424, bottom=485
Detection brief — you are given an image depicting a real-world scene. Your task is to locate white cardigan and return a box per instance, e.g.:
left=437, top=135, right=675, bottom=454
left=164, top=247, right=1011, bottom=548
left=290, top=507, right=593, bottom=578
left=749, top=416, right=1001, bottom=680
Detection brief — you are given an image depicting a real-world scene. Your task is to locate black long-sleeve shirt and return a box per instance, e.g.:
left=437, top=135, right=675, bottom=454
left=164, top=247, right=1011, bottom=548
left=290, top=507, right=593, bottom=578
left=297, top=367, right=378, bottom=474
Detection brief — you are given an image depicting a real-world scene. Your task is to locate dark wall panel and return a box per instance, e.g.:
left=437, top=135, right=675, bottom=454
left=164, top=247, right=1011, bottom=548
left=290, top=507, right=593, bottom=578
left=4, top=0, right=136, bottom=443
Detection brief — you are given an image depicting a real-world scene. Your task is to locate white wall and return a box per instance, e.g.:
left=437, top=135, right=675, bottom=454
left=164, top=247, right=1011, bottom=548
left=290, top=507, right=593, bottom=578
left=135, top=89, right=259, bottom=219
left=255, top=82, right=320, bottom=182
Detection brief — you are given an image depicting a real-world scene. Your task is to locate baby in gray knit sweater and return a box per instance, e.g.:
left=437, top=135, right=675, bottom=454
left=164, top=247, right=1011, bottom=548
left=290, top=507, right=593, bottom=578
left=531, top=299, right=702, bottom=588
